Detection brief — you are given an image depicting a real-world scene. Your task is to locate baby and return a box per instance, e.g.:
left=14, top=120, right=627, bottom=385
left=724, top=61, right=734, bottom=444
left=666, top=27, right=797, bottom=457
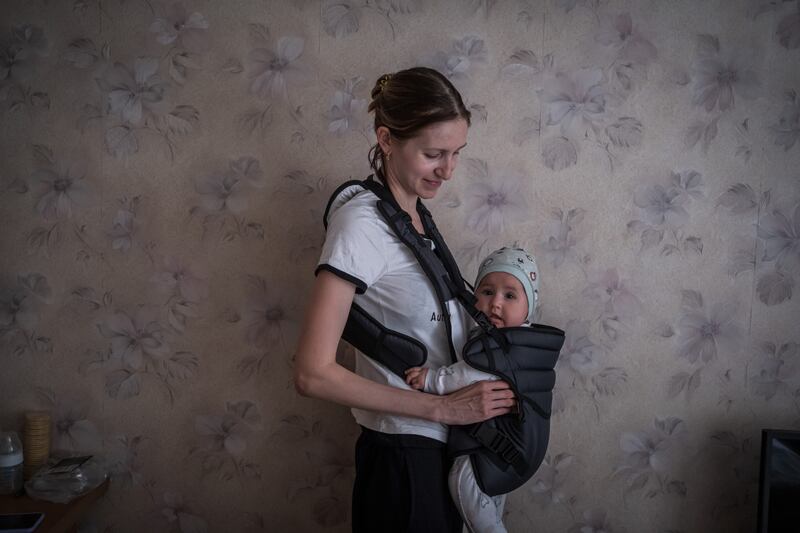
left=405, top=246, right=539, bottom=533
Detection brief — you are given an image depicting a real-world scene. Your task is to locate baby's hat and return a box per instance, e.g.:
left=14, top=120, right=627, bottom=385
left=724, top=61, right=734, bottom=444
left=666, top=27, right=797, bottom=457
left=475, top=246, right=540, bottom=320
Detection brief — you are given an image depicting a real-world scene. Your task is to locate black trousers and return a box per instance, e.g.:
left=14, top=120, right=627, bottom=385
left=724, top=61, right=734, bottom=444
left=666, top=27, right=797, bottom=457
left=352, top=426, right=462, bottom=533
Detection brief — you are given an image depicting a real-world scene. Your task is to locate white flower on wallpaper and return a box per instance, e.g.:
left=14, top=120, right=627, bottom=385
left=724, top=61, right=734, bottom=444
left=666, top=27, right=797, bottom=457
left=560, top=320, right=604, bottom=376
left=190, top=401, right=263, bottom=481
left=628, top=170, right=705, bottom=256
left=0, top=273, right=50, bottom=331
left=691, top=34, right=760, bottom=113
left=676, top=290, right=742, bottom=364
left=149, top=2, right=211, bottom=88
left=770, top=89, right=800, bottom=151
left=326, top=77, right=368, bottom=134
left=634, top=183, right=689, bottom=226
left=664, top=290, right=743, bottom=400
left=153, top=257, right=209, bottom=303
left=150, top=3, right=210, bottom=54
left=583, top=269, right=642, bottom=323
left=557, top=319, right=628, bottom=414
left=101, top=57, right=167, bottom=124
left=748, top=340, right=799, bottom=401
left=101, top=308, right=171, bottom=369
left=717, top=186, right=798, bottom=306
left=503, top=14, right=650, bottom=171
left=613, top=416, right=688, bottom=498
left=36, top=388, right=103, bottom=453
left=595, top=13, right=657, bottom=66
left=0, top=273, right=52, bottom=357
left=33, top=161, right=92, bottom=221
left=191, top=156, right=267, bottom=242
left=242, top=276, right=288, bottom=350
left=91, top=54, right=199, bottom=158
left=581, top=267, right=642, bottom=343
left=421, top=36, right=487, bottom=90
left=461, top=159, right=528, bottom=235
left=247, top=35, right=305, bottom=100
left=527, top=453, right=574, bottom=506
left=541, top=67, right=607, bottom=139
left=162, top=492, right=208, bottom=533
left=237, top=275, right=291, bottom=382
left=95, top=307, right=199, bottom=402
left=0, top=24, right=47, bottom=84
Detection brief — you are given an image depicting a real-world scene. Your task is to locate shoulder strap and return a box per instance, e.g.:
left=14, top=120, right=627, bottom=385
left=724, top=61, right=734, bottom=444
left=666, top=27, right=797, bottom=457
left=362, top=176, right=511, bottom=354
left=360, top=178, right=459, bottom=362
left=418, top=205, right=510, bottom=352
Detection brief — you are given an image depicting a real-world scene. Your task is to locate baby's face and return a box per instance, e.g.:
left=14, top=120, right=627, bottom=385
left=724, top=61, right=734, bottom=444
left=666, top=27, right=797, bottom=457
left=475, top=272, right=528, bottom=328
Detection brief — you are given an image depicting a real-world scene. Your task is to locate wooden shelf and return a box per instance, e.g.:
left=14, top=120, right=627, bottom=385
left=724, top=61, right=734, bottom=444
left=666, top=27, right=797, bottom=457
left=0, top=478, right=110, bottom=533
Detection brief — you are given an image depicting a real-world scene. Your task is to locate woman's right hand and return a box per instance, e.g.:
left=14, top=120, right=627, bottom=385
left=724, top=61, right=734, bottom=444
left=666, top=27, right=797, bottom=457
left=436, top=379, right=516, bottom=425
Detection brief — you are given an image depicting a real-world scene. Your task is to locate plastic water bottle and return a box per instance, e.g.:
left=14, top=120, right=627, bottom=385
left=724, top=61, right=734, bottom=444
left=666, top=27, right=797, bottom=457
left=0, top=431, right=24, bottom=495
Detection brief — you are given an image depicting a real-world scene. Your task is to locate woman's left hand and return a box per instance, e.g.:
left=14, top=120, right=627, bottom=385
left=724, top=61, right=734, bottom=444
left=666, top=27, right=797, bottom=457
left=435, top=379, right=516, bottom=425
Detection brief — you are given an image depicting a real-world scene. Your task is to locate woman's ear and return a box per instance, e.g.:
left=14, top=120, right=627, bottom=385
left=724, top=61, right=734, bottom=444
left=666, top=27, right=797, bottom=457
left=376, top=126, right=392, bottom=155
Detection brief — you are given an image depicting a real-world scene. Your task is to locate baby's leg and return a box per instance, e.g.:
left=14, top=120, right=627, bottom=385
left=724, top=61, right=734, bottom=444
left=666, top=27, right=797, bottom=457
left=448, top=456, right=507, bottom=533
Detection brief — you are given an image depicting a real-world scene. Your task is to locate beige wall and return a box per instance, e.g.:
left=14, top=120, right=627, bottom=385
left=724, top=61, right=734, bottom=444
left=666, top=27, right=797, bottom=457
left=1, top=0, right=799, bottom=531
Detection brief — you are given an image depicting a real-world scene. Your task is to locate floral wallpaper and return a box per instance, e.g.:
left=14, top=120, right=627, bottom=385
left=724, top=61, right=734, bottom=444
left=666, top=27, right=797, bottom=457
left=1, top=0, right=799, bottom=531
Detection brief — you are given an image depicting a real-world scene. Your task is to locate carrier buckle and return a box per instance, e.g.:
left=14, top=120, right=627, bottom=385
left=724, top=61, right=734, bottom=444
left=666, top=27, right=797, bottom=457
left=469, top=423, right=522, bottom=466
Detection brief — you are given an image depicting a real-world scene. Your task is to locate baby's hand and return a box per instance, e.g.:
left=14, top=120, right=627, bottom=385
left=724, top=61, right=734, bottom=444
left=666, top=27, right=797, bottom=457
left=404, top=367, right=429, bottom=390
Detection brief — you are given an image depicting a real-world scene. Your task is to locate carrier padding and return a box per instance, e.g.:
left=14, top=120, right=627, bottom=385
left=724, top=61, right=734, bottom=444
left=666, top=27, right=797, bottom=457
left=341, top=302, right=427, bottom=377
left=448, top=324, right=565, bottom=496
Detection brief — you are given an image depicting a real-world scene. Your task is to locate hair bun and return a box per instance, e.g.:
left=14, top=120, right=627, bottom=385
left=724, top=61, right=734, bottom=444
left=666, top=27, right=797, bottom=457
left=371, top=73, right=393, bottom=99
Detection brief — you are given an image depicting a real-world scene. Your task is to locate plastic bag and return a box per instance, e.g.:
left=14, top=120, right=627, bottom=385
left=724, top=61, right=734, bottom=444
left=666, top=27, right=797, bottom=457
left=24, top=455, right=108, bottom=503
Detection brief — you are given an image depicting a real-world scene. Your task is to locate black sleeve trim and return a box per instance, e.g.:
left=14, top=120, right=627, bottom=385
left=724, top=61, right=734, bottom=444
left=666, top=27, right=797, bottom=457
left=315, top=264, right=368, bottom=294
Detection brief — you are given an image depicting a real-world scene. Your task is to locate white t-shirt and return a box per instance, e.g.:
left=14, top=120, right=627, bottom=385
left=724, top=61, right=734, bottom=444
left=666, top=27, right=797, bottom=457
left=317, top=183, right=472, bottom=442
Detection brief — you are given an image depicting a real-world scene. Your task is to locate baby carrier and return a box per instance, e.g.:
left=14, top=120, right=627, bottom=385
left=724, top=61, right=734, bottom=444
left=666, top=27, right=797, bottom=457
left=322, top=176, right=565, bottom=496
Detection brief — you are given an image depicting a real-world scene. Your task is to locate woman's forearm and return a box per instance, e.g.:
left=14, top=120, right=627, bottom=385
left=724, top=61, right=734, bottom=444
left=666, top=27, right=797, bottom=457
left=293, top=270, right=515, bottom=425
left=296, top=358, right=514, bottom=425
left=295, top=358, right=442, bottom=420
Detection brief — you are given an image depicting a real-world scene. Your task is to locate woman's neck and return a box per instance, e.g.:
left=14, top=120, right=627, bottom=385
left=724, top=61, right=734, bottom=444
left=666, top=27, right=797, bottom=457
left=384, top=176, right=424, bottom=234
left=384, top=175, right=417, bottom=215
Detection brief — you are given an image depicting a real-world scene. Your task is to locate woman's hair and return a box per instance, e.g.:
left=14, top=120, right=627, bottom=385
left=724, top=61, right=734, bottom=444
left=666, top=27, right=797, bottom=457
left=368, top=67, right=471, bottom=180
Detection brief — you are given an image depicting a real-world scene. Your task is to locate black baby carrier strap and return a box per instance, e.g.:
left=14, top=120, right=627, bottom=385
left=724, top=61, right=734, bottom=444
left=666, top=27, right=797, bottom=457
left=322, top=176, right=564, bottom=496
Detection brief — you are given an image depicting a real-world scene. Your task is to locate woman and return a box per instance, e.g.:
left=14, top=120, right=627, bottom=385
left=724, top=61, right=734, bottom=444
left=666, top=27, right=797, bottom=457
left=293, top=67, right=515, bottom=533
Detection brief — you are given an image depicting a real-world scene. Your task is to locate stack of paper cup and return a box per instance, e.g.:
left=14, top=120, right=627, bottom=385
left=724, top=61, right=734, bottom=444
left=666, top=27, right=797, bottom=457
left=23, top=411, right=51, bottom=480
